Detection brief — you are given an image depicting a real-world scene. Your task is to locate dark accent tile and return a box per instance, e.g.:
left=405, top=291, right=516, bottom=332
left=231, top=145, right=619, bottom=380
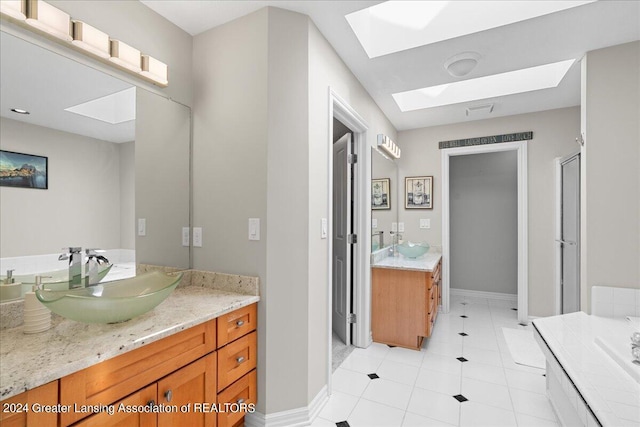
left=336, top=422, right=350, bottom=427
left=460, top=315, right=468, bottom=318
left=543, top=374, right=546, bottom=377
left=456, top=357, right=468, bottom=362
left=458, top=332, right=468, bottom=336
left=511, top=308, right=518, bottom=311
left=461, top=302, right=468, bottom=305
left=453, top=394, right=468, bottom=402
left=367, top=373, right=380, bottom=379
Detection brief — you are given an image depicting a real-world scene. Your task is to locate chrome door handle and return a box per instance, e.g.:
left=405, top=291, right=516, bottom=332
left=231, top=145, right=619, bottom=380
left=236, top=356, right=245, bottom=364
left=235, top=320, right=245, bottom=327
left=164, top=390, right=173, bottom=402
left=555, top=239, right=576, bottom=246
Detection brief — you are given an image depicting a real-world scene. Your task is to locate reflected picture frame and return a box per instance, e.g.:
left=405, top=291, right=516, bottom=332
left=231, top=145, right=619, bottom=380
left=405, top=175, right=433, bottom=209
left=0, top=150, right=48, bottom=189
left=372, top=178, right=391, bottom=210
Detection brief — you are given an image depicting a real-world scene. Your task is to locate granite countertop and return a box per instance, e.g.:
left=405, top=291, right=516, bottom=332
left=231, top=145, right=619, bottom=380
left=533, top=312, right=640, bottom=426
left=372, top=251, right=442, bottom=272
left=0, top=285, right=259, bottom=400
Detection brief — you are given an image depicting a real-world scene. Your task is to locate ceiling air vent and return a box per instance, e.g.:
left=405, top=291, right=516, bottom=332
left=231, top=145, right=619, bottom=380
left=466, top=104, right=494, bottom=118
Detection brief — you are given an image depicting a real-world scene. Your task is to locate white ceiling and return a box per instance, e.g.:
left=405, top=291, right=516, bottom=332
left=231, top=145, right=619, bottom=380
left=142, top=0, right=640, bottom=131
left=0, top=32, right=135, bottom=143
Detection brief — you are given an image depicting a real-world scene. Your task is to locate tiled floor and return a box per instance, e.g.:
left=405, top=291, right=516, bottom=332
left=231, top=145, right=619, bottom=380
left=313, top=295, right=559, bottom=427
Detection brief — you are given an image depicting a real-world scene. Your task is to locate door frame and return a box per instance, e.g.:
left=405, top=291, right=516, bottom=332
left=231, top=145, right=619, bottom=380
left=441, top=140, right=529, bottom=323
left=554, top=152, right=581, bottom=315
left=327, top=88, right=369, bottom=391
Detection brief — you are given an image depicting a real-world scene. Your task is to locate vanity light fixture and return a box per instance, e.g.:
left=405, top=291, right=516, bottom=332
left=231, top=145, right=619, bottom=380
left=0, top=0, right=27, bottom=20
left=25, top=0, right=72, bottom=42
left=71, top=21, right=110, bottom=59
left=10, top=108, right=30, bottom=115
left=141, top=55, right=168, bottom=86
left=377, top=134, right=401, bottom=159
left=109, top=39, right=142, bottom=73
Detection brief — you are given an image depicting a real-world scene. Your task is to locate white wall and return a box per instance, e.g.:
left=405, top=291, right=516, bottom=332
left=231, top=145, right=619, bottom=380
left=0, top=118, right=123, bottom=256
left=450, top=151, right=518, bottom=295
left=119, top=141, right=135, bottom=250
left=582, top=41, right=640, bottom=312
left=398, top=107, right=580, bottom=316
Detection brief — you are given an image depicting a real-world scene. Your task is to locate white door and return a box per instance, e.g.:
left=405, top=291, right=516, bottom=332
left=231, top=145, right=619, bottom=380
left=332, top=133, right=352, bottom=345
left=559, top=154, right=580, bottom=313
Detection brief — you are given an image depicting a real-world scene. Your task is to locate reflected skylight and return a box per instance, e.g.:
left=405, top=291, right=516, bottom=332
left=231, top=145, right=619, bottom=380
left=393, top=59, right=576, bottom=112
left=346, top=1, right=595, bottom=58
left=65, top=87, right=136, bottom=124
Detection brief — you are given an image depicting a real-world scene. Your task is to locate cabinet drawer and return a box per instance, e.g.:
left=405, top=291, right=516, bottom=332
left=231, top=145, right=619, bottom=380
left=217, top=370, right=257, bottom=427
left=217, top=332, right=257, bottom=392
left=0, top=381, right=58, bottom=427
left=217, top=304, right=257, bottom=347
left=61, top=319, right=216, bottom=426
left=72, top=384, right=157, bottom=427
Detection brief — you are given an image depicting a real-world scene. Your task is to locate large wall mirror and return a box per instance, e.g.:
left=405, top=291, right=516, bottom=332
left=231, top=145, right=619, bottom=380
left=371, top=147, right=398, bottom=253
left=0, top=30, right=190, bottom=298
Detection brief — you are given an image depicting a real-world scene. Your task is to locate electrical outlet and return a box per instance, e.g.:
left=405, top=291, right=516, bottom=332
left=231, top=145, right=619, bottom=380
left=398, top=222, right=405, bottom=232
left=182, top=227, right=190, bottom=246
left=138, top=218, right=146, bottom=236
left=392, top=222, right=398, bottom=232
left=193, top=227, right=203, bottom=247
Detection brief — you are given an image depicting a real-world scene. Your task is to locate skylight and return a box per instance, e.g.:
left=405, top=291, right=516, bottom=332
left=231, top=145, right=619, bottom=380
left=64, top=87, right=136, bottom=124
left=393, top=59, right=576, bottom=112
left=346, top=1, right=595, bottom=58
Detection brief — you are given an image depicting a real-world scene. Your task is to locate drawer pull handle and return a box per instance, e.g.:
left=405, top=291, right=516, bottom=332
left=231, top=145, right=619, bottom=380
left=165, top=390, right=173, bottom=402
left=237, top=398, right=245, bottom=405
left=147, top=400, right=156, bottom=407
left=236, top=356, right=245, bottom=364
left=235, top=320, right=245, bottom=327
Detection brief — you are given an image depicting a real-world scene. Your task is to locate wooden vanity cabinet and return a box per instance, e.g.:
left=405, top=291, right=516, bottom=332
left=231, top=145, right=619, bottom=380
left=372, top=258, right=442, bottom=350
left=0, top=380, right=58, bottom=427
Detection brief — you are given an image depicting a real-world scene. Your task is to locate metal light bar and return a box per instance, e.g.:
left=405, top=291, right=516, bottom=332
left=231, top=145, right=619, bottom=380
left=377, top=134, right=401, bottom=159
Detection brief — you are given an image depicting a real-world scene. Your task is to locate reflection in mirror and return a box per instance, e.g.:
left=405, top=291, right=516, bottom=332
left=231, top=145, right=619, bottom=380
left=0, top=30, right=190, bottom=301
left=371, top=147, right=398, bottom=253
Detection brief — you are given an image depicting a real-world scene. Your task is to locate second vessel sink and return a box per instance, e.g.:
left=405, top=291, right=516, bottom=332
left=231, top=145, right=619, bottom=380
left=397, top=242, right=430, bottom=258
left=36, top=271, right=183, bottom=324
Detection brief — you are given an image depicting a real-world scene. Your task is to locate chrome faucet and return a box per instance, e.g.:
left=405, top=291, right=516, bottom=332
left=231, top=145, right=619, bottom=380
left=59, top=247, right=83, bottom=288
left=84, top=248, right=106, bottom=286
left=390, top=232, right=403, bottom=255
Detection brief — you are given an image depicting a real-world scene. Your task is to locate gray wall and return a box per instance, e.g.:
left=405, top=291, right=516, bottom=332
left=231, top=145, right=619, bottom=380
left=119, top=141, right=135, bottom=250
left=0, top=118, right=124, bottom=256
left=582, top=41, right=640, bottom=311
left=450, top=151, right=518, bottom=295
left=398, top=107, right=580, bottom=317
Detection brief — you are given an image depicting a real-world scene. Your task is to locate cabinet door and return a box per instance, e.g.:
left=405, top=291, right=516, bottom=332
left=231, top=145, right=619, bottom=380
left=157, top=353, right=217, bottom=427
left=72, top=384, right=157, bottom=427
left=0, top=381, right=57, bottom=427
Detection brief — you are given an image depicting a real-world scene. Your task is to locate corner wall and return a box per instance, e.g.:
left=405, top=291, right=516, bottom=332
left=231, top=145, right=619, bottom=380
left=398, top=107, right=580, bottom=317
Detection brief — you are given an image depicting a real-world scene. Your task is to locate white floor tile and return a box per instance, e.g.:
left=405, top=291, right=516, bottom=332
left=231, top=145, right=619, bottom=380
left=362, top=378, right=413, bottom=410
left=422, top=352, right=463, bottom=375
left=415, top=367, right=462, bottom=396
left=504, top=368, right=546, bottom=395
left=352, top=342, right=391, bottom=359
left=317, top=391, right=359, bottom=422
left=515, top=412, right=560, bottom=427
left=332, top=368, right=370, bottom=397
left=462, top=361, right=508, bottom=386
left=386, top=346, right=426, bottom=367
left=377, top=359, right=421, bottom=385
left=310, top=416, right=337, bottom=427
left=461, top=345, right=503, bottom=367
left=348, top=398, right=406, bottom=427
left=423, top=338, right=464, bottom=357
left=407, top=388, right=460, bottom=426
left=402, top=411, right=457, bottom=427
left=509, top=388, right=558, bottom=421
left=461, top=377, right=513, bottom=411
left=340, top=351, right=385, bottom=375
left=459, top=401, right=517, bottom=427
left=461, top=333, right=500, bottom=352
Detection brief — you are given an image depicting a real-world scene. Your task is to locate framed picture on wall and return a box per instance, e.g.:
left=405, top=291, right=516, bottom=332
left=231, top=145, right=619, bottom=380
left=372, top=178, right=391, bottom=210
left=405, top=176, right=433, bottom=209
left=0, top=150, right=48, bottom=189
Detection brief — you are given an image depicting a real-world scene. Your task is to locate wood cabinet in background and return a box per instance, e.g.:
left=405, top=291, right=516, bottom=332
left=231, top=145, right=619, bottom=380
left=372, top=258, right=442, bottom=350
left=0, top=381, right=58, bottom=427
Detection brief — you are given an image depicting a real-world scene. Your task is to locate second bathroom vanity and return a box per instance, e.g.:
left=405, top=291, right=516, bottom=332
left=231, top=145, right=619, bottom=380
left=371, top=252, right=442, bottom=350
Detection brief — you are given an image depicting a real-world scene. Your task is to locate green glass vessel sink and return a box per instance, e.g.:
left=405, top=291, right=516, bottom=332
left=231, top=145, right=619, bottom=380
left=36, top=271, right=183, bottom=324
left=397, top=241, right=430, bottom=258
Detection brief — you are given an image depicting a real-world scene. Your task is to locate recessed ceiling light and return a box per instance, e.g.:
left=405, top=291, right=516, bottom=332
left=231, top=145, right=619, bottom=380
left=10, top=108, right=30, bottom=115
left=346, top=1, right=595, bottom=58
left=393, top=59, right=576, bottom=112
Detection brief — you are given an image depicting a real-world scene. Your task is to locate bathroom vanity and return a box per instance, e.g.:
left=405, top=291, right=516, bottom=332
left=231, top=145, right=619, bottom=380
left=371, top=253, right=442, bottom=350
left=0, top=274, right=259, bottom=427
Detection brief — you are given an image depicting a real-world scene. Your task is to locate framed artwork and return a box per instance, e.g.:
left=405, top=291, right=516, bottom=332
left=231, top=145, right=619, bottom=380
left=405, top=176, right=433, bottom=209
left=0, top=150, right=48, bottom=189
left=372, top=178, right=391, bottom=210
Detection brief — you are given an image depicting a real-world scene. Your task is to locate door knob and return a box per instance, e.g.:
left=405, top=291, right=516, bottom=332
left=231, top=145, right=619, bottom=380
left=164, top=390, right=173, bottom=402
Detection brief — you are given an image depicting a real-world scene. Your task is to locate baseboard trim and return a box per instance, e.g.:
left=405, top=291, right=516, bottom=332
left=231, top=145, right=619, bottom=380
left=245, top=385, right=329, bottom=427
left=451, top=288, right=517, bottom=301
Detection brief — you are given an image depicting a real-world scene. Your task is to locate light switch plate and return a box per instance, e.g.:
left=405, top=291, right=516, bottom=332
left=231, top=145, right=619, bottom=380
left=392, top=222, right=398, bottom=232
left=138, top=218, right=146, bottom=236
left=182, top=227, right=190, bottom=246
left=249, top=218, right=260, bottom=241
left=321, top=218, right=328, bottom=239
left=193, top=227, right=203, bottom=247
left=398, top=222, right=405, bottom=232
left=372, top=218, right=378, bottom=229
left=420, top=219, right=431, bottom=229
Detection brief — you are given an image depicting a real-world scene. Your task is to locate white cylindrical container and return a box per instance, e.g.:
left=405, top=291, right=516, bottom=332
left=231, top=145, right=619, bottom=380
left=23, top=280, right=51, bottom=334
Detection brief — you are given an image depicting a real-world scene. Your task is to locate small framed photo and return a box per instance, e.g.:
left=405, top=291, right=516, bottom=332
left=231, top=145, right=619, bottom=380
left=372, top=178, right=391, bottom=210
left=405, top=176, right=433, bottom=209
left=0, top=150, right=48, bottom=189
